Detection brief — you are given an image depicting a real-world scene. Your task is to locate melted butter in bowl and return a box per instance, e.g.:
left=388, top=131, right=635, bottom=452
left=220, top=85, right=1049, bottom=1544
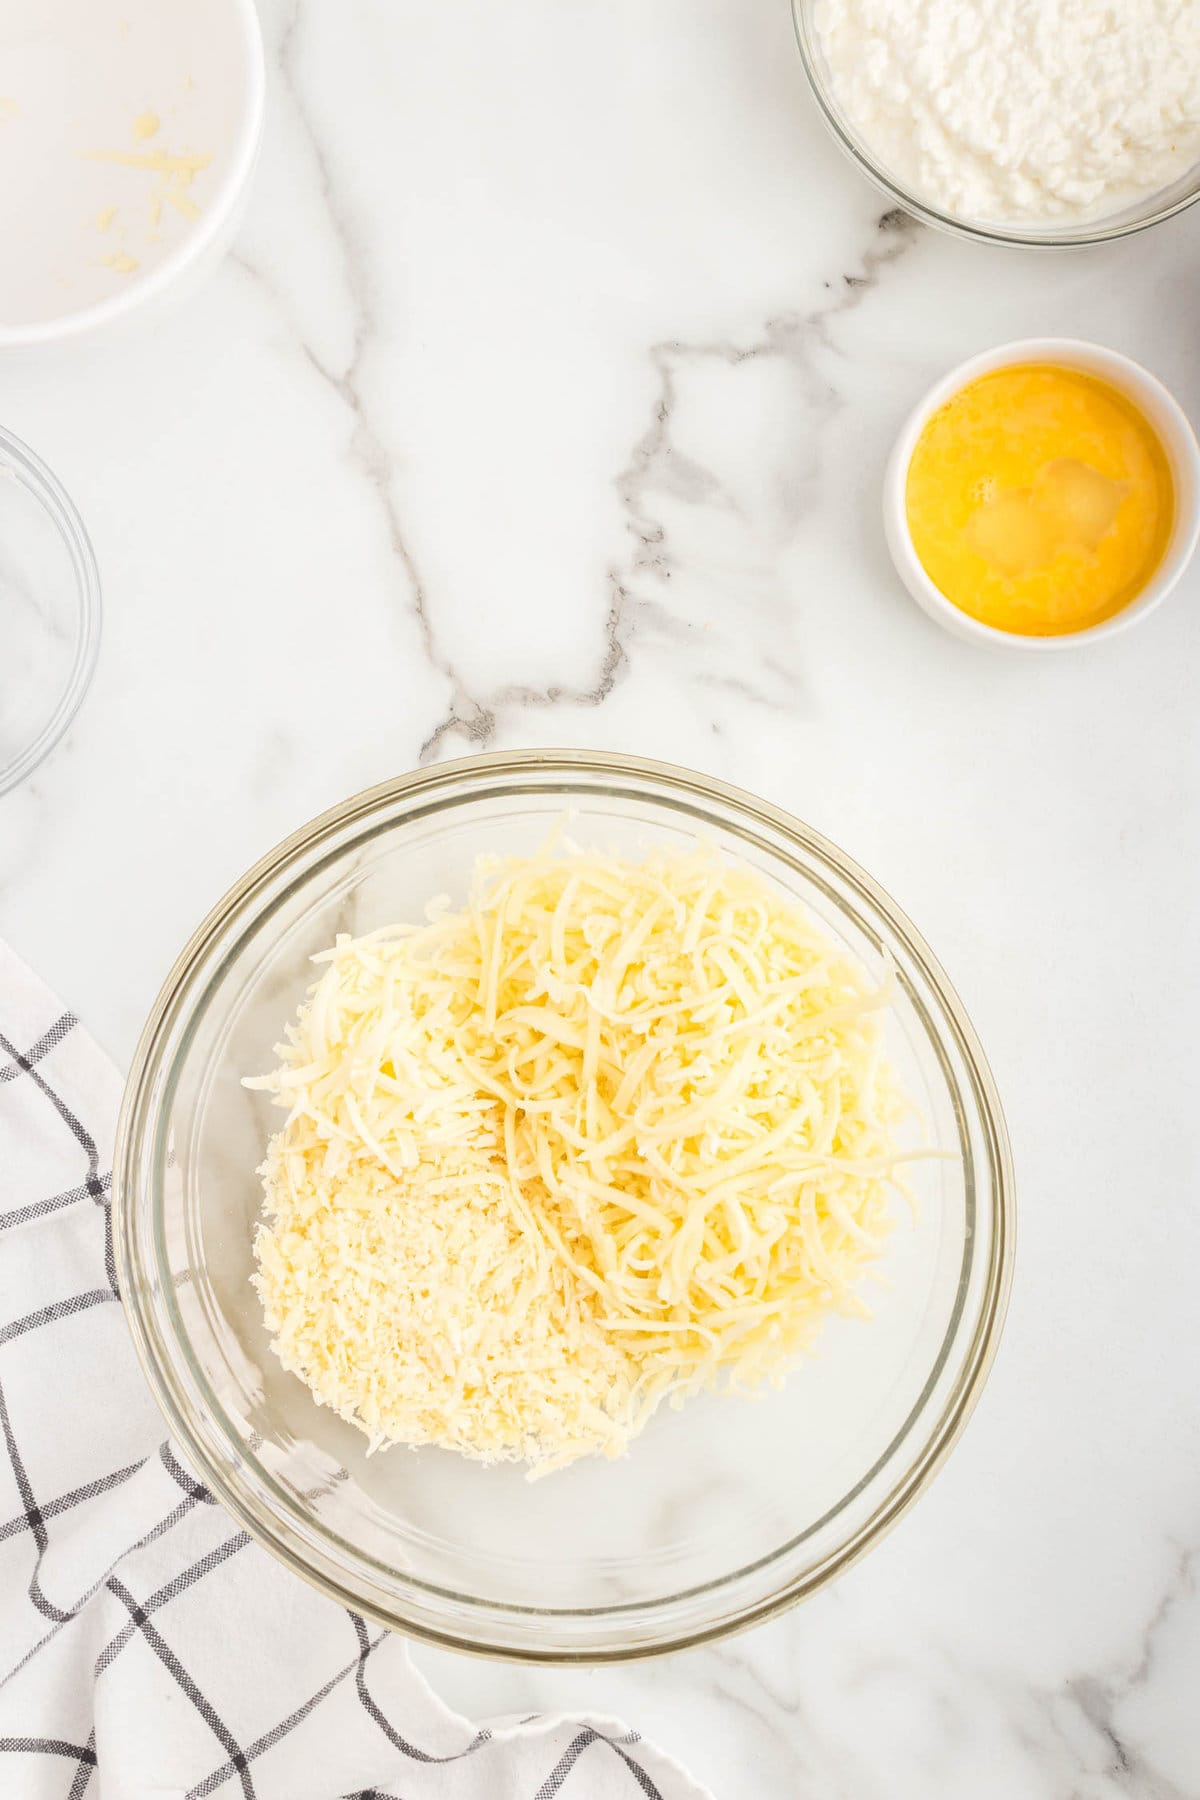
left=884, top=341, right=1200, bottom=649
left=905, top=364, right=1174, bottom=636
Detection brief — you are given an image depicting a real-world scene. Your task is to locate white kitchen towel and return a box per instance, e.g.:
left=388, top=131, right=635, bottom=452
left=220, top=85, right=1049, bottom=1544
left=0, top=940, right=712, bottom=1800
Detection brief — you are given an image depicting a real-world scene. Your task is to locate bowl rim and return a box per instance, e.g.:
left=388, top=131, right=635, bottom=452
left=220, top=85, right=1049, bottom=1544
left=114, top=749, right=1016, bottom=1661
left=789, top=0, right=1200, bottom=248
left=0, top=423, right=103, bottom=794
left=0, top=0, right=265, bottom=350
left=882, top=338, right=1200, bottom=650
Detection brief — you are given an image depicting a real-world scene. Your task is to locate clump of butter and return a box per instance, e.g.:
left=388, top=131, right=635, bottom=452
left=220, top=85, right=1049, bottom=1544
left=966, top=459, right=1127, bottom=578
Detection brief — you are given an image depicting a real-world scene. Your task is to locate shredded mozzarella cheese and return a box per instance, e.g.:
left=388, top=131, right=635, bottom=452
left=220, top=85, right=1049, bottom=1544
left=248, top=845, right=912, bottom=1474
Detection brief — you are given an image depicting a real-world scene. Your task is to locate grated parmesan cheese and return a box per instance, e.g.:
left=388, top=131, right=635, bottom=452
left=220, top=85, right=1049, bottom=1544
left=247, top=845, right=913, bottom=1475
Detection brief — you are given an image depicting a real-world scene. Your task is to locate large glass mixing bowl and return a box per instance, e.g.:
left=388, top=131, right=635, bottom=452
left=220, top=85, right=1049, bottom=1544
left=114, top=752, right=1013, bottom=1660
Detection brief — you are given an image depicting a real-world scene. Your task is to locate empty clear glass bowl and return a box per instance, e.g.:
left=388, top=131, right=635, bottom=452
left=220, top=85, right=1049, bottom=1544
left=115, top=752, right=1014, bottom=1660
left=0, top=425, right=101, bottom=794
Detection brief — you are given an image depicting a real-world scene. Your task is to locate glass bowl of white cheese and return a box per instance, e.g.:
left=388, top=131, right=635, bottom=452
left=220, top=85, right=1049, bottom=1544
left=114, top=751, right=1013, bottom=1661
left=792, top=0, right=1200, bottom=246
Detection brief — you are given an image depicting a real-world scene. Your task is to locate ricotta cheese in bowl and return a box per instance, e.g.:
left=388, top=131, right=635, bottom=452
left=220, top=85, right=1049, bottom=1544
left=804, top=0, right=1200, bottom=238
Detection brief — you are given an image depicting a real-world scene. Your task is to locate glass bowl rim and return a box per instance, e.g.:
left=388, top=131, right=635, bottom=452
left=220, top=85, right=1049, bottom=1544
left=0, top=423, right=102, bottom=796
left=114, top=749, right=1015, bottom=1661
left=789, top=0, right=1200, bottom=249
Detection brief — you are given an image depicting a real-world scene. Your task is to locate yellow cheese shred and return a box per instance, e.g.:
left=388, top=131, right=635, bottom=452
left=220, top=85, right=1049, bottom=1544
left=248, top=845, right=913, bottom=1475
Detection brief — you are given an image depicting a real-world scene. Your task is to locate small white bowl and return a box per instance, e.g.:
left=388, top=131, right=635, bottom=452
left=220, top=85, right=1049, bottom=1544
left=883, top=339, right=1200, bottom=650
left=0, top=0, right=264, bottom=350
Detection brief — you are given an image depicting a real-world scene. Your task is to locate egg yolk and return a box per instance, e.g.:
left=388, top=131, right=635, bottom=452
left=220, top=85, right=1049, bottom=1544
left=905, top=364, right=1175, bottom=637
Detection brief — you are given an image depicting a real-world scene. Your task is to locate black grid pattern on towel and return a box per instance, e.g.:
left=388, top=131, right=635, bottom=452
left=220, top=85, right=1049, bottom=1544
left=1, top=1011, right=665, bottom=1799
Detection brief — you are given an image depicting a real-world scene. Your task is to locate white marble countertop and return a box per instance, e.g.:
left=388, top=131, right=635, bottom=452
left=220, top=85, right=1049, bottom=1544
left=3, top=2, right=1199, bottom=1793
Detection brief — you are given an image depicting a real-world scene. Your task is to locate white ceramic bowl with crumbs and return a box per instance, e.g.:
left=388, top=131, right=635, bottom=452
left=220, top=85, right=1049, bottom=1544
left=114, top=752, right=1014, bottom=1661
left=0, top=0, right=263, bottom=349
